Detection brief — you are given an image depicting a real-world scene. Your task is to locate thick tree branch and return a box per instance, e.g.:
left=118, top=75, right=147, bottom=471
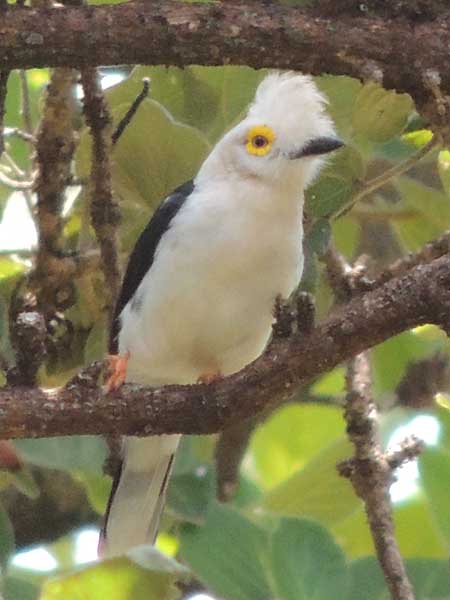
left=1, top=2, right=450, bottom=116
left=0, top=253, right=449, bottom=439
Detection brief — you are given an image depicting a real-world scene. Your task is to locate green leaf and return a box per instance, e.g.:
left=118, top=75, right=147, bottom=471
left=40, top=547, right=187, bottom=600
left=438, top=149, right=450, bottom=197
left=304, top=218, right=332, bottom=257
left=180, top=503, right=271, bottom=600
left=419, top=448, right=450, bottom=546
left=347, top=558, right=387, bottom=600
left=261, top=438, right=360, bottom=526
left=250, top=404, right=345, bottom=489
left=167, top=466, right=215, bottom=524
left=83, top=317, right=108, bottom=364
left=270, top=518, right=348, bottom=600
left=332, top=216, right=361, bottom=260
left=352, top=83, right=414, bottom=144
left=316, top=75, right=362, bottom=140
left=74, top=471, right=111, bottom=514
left=306, top=146, right=365, bottom=218
left=371, top=331, right=430, bottom=394
left=311, top=367, right=346, bottom=397
left=15, top=436, right=107, bottom=474
left=392, top=176, right=450, bottom=251
left=406, top=558, right=450, bottom=598
left=3, top=577, right=39, bottom=600
left=0, top=502, right=15, bottom=569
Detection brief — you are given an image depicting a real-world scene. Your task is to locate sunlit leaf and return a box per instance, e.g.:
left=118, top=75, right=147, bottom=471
left=40, top=546, right=187, bottom=600
left=332, top=493, right=448, bottom=559
left=261, top=438, right=360, bottom=525
left=419, top=448, right=450, bottom=546
left=316, top=75, right=362, bottom=139
left=353, top=83, right=414, bottom=144
left=250, top=404, right=345, bottom=489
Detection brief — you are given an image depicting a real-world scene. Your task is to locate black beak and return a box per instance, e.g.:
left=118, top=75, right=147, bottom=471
left=289, top=137, right=344, bottom=159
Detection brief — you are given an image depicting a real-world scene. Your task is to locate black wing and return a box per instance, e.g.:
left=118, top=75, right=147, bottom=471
left=109, top=180, right=194, bottom=353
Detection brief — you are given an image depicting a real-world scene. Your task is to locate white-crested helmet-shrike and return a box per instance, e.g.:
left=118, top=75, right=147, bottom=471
left=101, top=72, right=342, bottom=557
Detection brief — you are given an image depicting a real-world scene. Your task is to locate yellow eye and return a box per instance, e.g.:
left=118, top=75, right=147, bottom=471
left=246, top=125, right=276, bottom=156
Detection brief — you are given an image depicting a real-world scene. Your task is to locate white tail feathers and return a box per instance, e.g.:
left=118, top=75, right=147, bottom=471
left=101, top=434, right=180, bottom=557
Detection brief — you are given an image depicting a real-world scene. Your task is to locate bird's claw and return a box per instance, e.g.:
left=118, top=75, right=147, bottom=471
left=104, top=352, right=130, bottom=392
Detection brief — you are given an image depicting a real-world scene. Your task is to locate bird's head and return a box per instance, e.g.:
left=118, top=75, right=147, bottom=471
left=201, top=72, right=342, bottom=188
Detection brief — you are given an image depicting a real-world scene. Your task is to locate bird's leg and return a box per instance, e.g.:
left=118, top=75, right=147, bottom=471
left=197, top=371, right=223, bottom=384
left=105, top=351, right=130, bottom=392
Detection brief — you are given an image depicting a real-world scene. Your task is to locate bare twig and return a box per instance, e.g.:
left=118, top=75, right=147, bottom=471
left=112, top=78, right=150, bottom=146
left=0, top=70, right=9, bottom=160
left=81, top=68, right=121, bottom=321
left=19, top=70, right=33, bottom=136
left=0, top=171, right=33, bottom=190
left=338, top=353, right=416, bottom=600
left=0, top=252, right=449, bottom=439
left=334, top=138, right=439, bottom=220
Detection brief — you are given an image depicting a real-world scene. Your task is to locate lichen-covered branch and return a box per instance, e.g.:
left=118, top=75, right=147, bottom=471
left=0, top=252, right=449, bottom=439
left=30, top=68, right=77, bottom=317
left=338, top=354, right=416, bottom=600
left=81, top=68, right=121, bottom=318
left=1, top=2, right=450, bottom=119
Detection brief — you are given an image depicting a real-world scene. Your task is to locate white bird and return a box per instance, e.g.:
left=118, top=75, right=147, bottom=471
left=101, top=72, right=342, bottom=557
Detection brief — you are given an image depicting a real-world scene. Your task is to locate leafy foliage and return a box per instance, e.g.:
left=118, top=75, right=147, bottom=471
left=1, top=64, right=450, bottom=599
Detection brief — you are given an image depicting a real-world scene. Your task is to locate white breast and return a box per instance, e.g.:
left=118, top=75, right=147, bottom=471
left=119, top=177, right=304, bottom=385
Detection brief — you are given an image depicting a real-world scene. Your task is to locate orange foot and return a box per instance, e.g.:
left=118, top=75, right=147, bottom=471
left=105, top=351, right=130, bottom=392
left=197, top=371, right=223, bottom=385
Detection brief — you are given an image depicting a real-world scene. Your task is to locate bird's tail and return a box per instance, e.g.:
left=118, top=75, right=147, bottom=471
left=100, top=434, right=180, bottom=557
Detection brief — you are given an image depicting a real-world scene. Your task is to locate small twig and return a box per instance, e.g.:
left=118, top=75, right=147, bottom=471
left=0, top=70, right=10, bottom=160
left=81, top=67, right=121, bottom=321
left=387, top=436, right=424, bottom=471
left=322, top=243, right=373, bottom=303
left=112, top=77, right=150, bottom=146
left=19, top=70, right=33, bottom=136
left=4, top=127, right=36, bottom=143
left=338, top=353, right=416, bottom=600
left=0, top=170, right=33, bottom=190
left=334, top=138, right=439, bottom=220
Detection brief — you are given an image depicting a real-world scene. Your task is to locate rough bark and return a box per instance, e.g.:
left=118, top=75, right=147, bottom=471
left=0, top=2, right=450, bottom=118
left=0, top=253, right=449, bottom=439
